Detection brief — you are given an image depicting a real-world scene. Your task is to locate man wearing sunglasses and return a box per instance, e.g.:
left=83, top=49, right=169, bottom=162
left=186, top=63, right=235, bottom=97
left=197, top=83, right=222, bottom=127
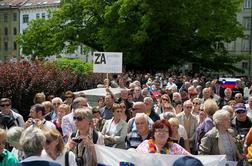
left=231, top=103, right=252, bottom=136
left=0, top=98, right=24, bottom=128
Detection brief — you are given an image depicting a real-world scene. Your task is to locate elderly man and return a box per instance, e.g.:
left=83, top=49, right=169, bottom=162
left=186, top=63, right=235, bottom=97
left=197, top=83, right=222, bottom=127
left=126, top=113, right=151, bottom=149
left=100, top=94, right=114, bottom=120
left=246, top=96, right=252, bottom=119
left=0, top=98, right=24, bottom=127
left=177, top=100, right=198, bottom=154
left=143, top=97, right=160, bottom=122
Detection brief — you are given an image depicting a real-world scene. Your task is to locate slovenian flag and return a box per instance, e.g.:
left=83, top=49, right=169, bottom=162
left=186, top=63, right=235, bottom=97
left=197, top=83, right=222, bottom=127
left=219, top=78, right=241, bottom=89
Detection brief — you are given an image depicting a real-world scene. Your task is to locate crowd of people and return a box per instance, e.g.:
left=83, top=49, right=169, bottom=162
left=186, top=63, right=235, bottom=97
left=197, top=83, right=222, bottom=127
left=1, top=72, right=252, bottom=166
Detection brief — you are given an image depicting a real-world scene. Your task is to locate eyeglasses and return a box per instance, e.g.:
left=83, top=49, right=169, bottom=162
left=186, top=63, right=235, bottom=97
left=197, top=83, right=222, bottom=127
left=186, top=106, right=192, bottom=109
left=155, top=129, right=169, bottom=134
left=65, top=96, right=73, bottom=98
left=0, top=104, right=10, bottom=107
left=73, top=116, right=84, bottom=121
left=53, top=103, right=61, bottom=105
left=236, top=110, right=246, bottom=114
left=235, top=96, right=242, bottom=99
left=162, top=98, right=169, bottom=101
left=193, top=102, right=200, bottom=105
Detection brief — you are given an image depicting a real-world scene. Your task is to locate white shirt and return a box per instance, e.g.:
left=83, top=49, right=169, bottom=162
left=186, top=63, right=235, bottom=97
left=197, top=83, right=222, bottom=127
left=41, top=149, right=77, bottom=166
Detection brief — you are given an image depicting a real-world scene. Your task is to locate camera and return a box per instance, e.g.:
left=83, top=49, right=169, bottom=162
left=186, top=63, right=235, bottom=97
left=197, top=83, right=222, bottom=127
left=75, top=156, right=84, bottom=166
left=72, top=137, right=83, bottom=144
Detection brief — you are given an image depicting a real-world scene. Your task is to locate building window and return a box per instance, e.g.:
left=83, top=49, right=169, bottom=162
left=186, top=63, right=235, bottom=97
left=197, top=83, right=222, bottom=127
left=42, top=13, right=46, bottom=19
left=13, top=42, right=17, bottom=50
left=4, top=27, right=8, bottom=36
left=4, top=14, right=8, bottom=22
left=13, top=13, right=17, bottom=21
left=36, top=13, right=40, bottom=18
left=242, top=61, right=249, bottom=69
left=244, top=0, right=252, bottom=9
left=4, top=42, right=8, bottom=51
left=13, top=27, right=17, bottom=35
left=243, top=17, right=251, bottom=30
left=242, top=35, right=250, bottom=51
left=22, top=14, right=29, bottom=23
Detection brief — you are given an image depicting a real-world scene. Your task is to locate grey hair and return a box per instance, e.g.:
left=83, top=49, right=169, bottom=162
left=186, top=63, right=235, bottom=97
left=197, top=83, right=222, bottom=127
left=20, top=126, right=46, bottom=157
left=51, top=97, right=63, bottom=104
left=135, top=113, right=149, bottom=123
left=72, top=97, right=87, bottom=110
left=213, top=110, right=230, bottom=126
left=163, top=112, right=176, bottom=120
left=7, top=126, right=24, bottom=146
left=143, top=97, right=153, bottom=104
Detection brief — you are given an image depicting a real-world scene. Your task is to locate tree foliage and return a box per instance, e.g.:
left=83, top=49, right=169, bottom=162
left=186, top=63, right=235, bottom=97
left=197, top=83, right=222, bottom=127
left=17, top=0, right=245, bottom=72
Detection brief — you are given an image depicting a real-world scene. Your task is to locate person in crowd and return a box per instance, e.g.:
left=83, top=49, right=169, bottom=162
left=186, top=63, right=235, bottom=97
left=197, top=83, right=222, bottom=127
left=187, top=86, right=197, bottom=100
left=0, top=98, right=24, bottom=127
left=6, top=126, right=24, bottom=161
left=100, top=94, right=114, bottom=120
left=246, top=96, right=252, bottom=119
left=102, top=103, right=127, bottom=149
left=97, top=97, right=105, bottom=112
left=133, top=86, right=144, bottom=102
left=159, top=103, right=175, bottom=119
left=231, top=103, right=252, bottom=136
left=92, top=107, right=106, bottom=132
left=33, top=92, right=46, bottom=104
left=192, top=98, right=201, bottom=117
left=126, top=113, right=151, bottom=149
left=222, top=105, right=235, bottom=119
left=144, top=97, right=160, bottom=122
left=199, top=110, right=241, bottom=161
left=168, top=117, right=190, bottom=152
left=119, top=102, right=131, bottom=122
left=25, top=104, right=56, bottom=129
left=174, top=101, right=183, bottom=115
left=201, top=88, right=212, bottom=102
left=172, top=92, right=182, bottom=106
left=13, top=126, right=60, bottom=166
left=117, top=89, right=133, bottom=111
left=52, top=104, right=69, bottom=135
left=42, top=101, right=54, bottom=119
left=155, top=94, right=171, bottom=115
left=198, top=110, right=206, bottom=124
left=127, top=102, right=153, bottom=133
left=64, top=91, right=74, bottom=106
left=0, top=128, right=18, bottom=165
left=176, top=100, right=198, bottom=154
left=41, top=128, right=77, bottom=166
left=136, top=119, right=189, bottom=155
left=66, top=108, right=104, bottom=166
left=234, top=93, right=244, bottom=104
left=61, top=97, right=89, bottom=142
left=172, top=156, right=203, bottom=166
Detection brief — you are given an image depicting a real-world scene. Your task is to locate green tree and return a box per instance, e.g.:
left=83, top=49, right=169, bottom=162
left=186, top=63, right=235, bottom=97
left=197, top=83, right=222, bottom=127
left=17, top=0, right=245, bottom=72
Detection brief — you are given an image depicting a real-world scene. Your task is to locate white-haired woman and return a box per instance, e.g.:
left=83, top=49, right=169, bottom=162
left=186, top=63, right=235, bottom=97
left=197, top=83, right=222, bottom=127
left=199, top=110, right=241, bottom=161
left=6, top=126, right=24, bottom=161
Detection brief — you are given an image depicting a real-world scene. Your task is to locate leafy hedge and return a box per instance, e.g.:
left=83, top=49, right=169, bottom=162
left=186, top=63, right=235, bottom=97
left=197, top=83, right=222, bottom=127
left=0, top=60, right=100, bottom=119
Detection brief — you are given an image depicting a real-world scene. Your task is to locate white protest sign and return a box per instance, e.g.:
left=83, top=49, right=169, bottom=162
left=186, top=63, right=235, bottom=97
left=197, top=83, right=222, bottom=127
left=93, top=52, right=122, bottom=73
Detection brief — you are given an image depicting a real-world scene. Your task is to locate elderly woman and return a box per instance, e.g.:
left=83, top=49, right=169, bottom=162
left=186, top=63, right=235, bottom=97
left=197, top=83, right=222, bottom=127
left=52, top=104, right=69, bottom=135
left=0, top=128, right=18, bottom=165
left=6, top=126, right=24, bottom=161
left=41, top=128, right=77, bottom=166
left=136, top=119, right=189, bottom=155
left=12, top=126, right=60, bottom=166
left=195, top=99, right=218, bottom=152
left=199, top=110, right=241, bottom=161
left=102, top=103, right=127, bottom=149
left=67, top=108, right=104, bottom=166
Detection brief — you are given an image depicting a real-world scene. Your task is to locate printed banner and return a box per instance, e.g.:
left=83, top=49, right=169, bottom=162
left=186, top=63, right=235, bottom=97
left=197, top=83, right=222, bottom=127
left=95, top=145, right=227, bottom=166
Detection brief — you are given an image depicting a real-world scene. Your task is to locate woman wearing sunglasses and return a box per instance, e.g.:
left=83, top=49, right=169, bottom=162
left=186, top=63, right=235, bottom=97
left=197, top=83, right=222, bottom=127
left=42, top=128, right=77, bottom=166
left=66, top=108, right=104, bottom=166
left=101, top=103, right=128, bottom=149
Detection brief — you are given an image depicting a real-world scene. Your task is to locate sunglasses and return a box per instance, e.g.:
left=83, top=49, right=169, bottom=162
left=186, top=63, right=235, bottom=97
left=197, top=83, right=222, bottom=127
left=65, top=96, right=73, bottom=99
left=186, top=106, right=192, bottom=109
left=73, top=116, right=84, bottom=121
left=115, top=110, right=122, bottom=113
left=162, top=98, right=169, bottom=101
left=0, top=104, right=10, bottom=107
left=235, top=97, right=242, bottom=99
left=193, top=102, right=200, bottom=105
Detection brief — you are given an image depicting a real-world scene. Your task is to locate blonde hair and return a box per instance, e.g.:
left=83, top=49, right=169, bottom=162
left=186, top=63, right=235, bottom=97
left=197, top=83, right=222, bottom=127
left=43, top=128, right=64, bottom=154
left=74, top=108, right=93, bottom=121
left=203, top=99, right=218, bottom=116
left=58, top=104, right=70, bottom=114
